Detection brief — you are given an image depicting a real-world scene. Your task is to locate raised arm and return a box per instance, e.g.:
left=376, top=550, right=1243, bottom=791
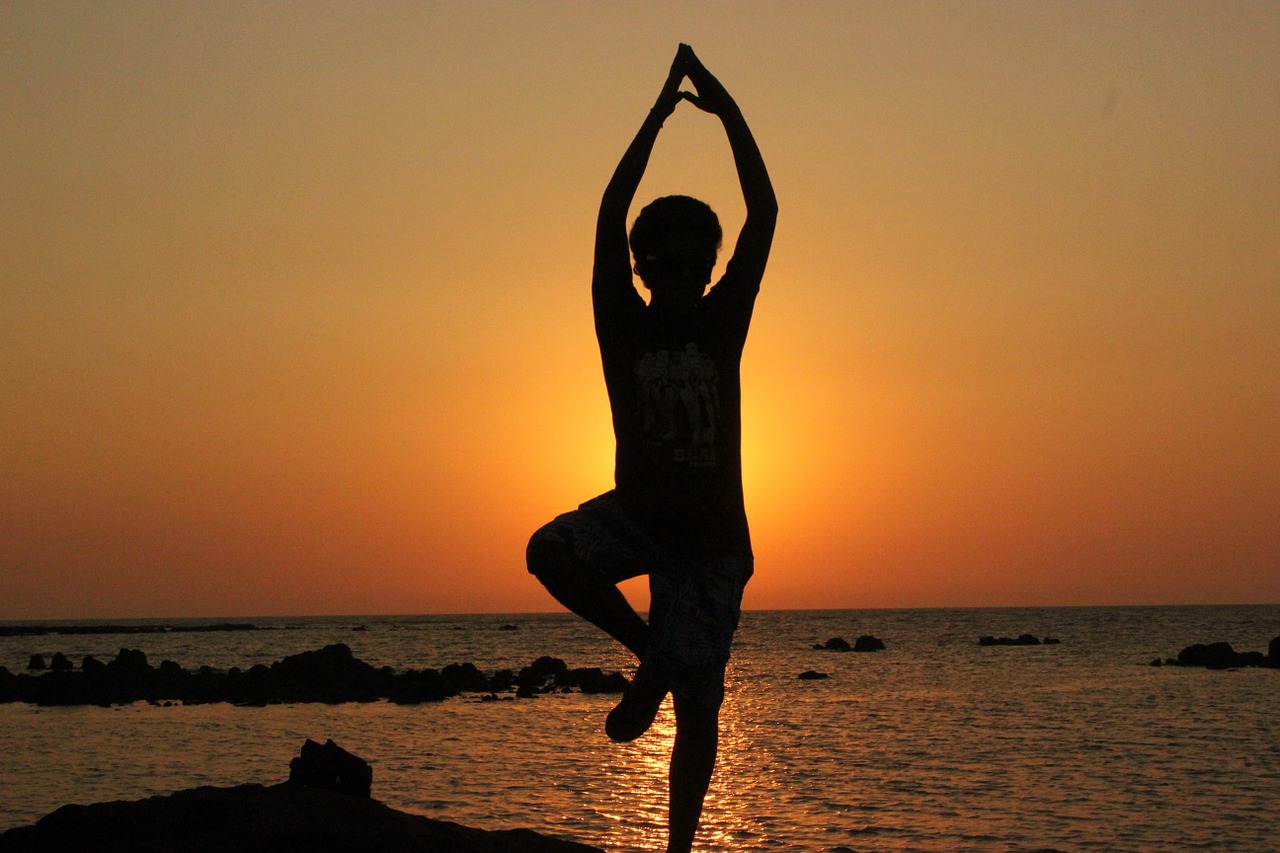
left=593, top=47, right=691, bottom=314
left=682, top=47, right=777, bottom=290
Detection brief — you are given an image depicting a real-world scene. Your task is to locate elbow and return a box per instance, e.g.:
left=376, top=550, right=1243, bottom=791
left=751, top=195, right=778, bottom=231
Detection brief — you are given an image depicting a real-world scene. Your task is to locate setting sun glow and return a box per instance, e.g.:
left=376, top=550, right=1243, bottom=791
left=3, top=2, right=1278, bottom=618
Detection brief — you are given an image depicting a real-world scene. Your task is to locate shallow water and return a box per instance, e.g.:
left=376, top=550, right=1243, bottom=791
left=2, top=606, right=1278, bottom=851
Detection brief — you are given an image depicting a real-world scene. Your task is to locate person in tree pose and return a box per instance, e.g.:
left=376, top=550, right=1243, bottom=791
left=527, top=43, right=776, bottom=853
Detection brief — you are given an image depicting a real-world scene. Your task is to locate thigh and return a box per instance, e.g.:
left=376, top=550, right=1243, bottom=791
left=528, top=492, right=662, bottom=586
left=649, top=555, right=751, bottom=708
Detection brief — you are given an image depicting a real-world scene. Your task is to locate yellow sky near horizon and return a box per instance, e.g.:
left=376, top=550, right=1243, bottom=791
left=3, top=2, right=1278, bottom=619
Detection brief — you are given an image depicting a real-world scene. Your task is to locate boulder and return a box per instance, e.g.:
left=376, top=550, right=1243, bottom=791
left=1168, top=640, right=1280, bottom=669
left=270, top=644, right=383, bottom=703
left=979, top=634, right=1043, bottom=647
left=81, top=655, right=105, bottom=675
left=853, top=635, right=886, bottom=652
left=812, top=637, right=851, bottom=652
left=441, top=662, right=489, bottom=693
left=287, top=738, right=373, bottom=798
left=797, top=670, right=829, bottom=680
left=26, top=655, right=46, bottom=671
left=561, top=667, right=627, bottom=694
left=0, top=742, right=605, bottom=852
left=3, top=645, right=628, bottom=706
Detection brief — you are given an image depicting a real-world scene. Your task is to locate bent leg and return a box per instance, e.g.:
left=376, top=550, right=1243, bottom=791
left=667, top=694, right=720, bottom=853
left=526, top=534, right=648, bottom=659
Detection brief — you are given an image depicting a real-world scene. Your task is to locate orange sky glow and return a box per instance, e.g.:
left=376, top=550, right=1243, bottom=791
left=3, top=2, right=1278, bottom=618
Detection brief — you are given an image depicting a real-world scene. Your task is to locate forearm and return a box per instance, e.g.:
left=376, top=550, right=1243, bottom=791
left=594, top=106, right=671, bottom=292
left=599, top=108, right=667, bottom=227
left=718, top=104, right=777, bottom=223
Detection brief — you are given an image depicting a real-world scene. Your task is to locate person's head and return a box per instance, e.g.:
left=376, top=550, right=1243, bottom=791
left=629, top=195, right=722, bottom=304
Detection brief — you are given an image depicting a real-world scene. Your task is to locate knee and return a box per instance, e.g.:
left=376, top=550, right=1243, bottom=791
left=526, top=526, right=572, bottom=583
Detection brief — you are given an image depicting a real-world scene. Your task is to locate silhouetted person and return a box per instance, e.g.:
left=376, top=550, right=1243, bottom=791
left=527, top=44, right=776, bottom=853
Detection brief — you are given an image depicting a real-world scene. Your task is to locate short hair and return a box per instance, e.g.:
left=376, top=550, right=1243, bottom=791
left=629, top=195, right=722, bottom=280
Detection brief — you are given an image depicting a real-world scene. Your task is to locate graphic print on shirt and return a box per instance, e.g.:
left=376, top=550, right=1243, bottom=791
left=635, top=342, right=720, bottom=464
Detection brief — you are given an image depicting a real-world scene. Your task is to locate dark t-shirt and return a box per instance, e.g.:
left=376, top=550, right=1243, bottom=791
left=594, top=273, right=757, bottom=560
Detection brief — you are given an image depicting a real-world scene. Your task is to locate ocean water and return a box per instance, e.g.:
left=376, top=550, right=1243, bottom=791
left=1, top=606, right=1277, bottom=852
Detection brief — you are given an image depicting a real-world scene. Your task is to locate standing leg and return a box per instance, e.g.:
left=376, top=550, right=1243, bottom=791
left=667, top=694, right=720, bottom=853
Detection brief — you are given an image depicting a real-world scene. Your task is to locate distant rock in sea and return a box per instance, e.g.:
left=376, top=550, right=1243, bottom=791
left=811, top=635, right=885, bottom=652
left=0, top=740, right=604, bottom=852
left=1152, top=638, right=1280, bottom=670
left=979, top=634, right=1058, bottom=647
left=0, top=644, right=627, bottom=708
left=797, top=670, right=829, bottom=680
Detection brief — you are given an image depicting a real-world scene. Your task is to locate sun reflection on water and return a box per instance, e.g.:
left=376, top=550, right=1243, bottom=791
left=589, top=658, right=790, bottom=852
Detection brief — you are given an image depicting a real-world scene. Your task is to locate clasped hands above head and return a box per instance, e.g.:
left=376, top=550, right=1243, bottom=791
left=653, top=43, right=735, bottom=120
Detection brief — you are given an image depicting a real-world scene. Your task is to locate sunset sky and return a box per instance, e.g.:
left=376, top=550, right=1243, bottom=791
left=4, top=2, right=1278, bottom=619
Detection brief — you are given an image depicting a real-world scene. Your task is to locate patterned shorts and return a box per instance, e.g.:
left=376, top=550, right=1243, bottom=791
left=528, top=491, right=751, bottom=708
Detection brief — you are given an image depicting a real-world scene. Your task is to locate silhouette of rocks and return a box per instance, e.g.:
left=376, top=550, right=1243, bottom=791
left=812, top=635, right=885, bottom=652
left=560, top=667, right=628, bottom=694
left=853, top=635, right=886, bottom=652
left=0, top=644, right=627, bottom=707
left=798, top=670, right=829, bottom=680
left=26, top=655, right=45, bottom=671
left=288, top=738, right=373, bottom=798
left=1168, top=640, right=1278, bottom=670
left=0, top=741, right=604, bottom=852
left=979, top=634, right=1049, bottom=646
left=387, top=669, right=449, bottom=705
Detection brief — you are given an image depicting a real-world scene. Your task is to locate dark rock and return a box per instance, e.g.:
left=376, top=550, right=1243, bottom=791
left=1149, top=658, right=1163, bottom=666
left=387, top=669, right=448, bottom=705
left=270, top=644, right=382, bottom=703
left=1270, top=635, right=1280, bottom=664
left=288, top=739, right=372, bottom=798
left=562, top=667, right=627, bottom=694
left=0, top=757, right=604, bottom=852
left=524, top=656, right=568, bottom=680
left=1168, top=640, right=1280, bottom=669
left=498, top=624, right=519, bottom=631
left=813, top=637, right=851, bottom=652
left=979, top=634, right=1042, bottom=647
left=441, top=662, right=489, bottom=693
left=1, top=644, right=628, bottom=707
left=853, top=635, right=886, bottom=652
left=49, top=653, right=73, bottom=672
left=27, top=655, right=46, bottom=671
left=798, top=670, right=829, bottom=680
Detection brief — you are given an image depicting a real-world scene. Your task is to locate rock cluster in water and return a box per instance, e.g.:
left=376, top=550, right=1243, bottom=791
left=1149, top=636, right=1280, bottom=669
left=812, top=635, right=886, bottom=652
left=0, top=739, right=604, bottom=852
left=978, top=634, right=1060, bottom=646
left=0, top=643, right=627, bottom=707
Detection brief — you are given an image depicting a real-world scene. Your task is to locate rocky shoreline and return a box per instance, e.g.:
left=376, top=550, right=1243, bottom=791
left=1, top=643, right=627, bottom=707
left=0, top=740, right=603, bottom=852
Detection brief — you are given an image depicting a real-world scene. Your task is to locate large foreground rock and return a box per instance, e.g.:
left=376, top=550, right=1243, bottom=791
left=0, top=739, right=603, bottom=852
left=0, top=783, right=603, bottom=852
